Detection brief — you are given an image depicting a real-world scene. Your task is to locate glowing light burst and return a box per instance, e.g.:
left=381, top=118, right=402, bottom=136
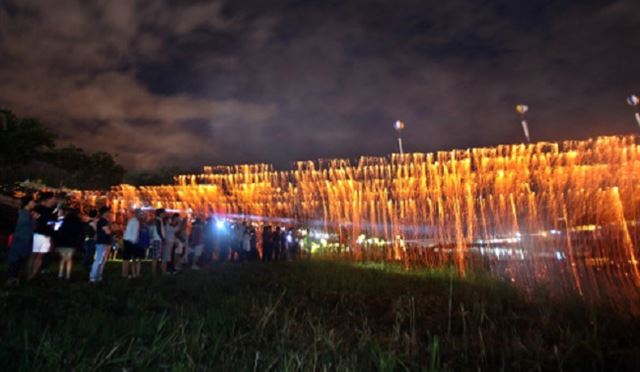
left=76, top=135, right=640, bottom=313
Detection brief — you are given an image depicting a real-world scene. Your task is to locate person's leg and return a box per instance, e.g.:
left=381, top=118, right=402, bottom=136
left=161, top=242, right=170, bottom=274
left=122, top=241, right=128, bottom=277
left=150, top=241, right=158, bottom=275
left=174, top=252, right=181, bottom=271
left=65, top=252, right=74, bottom=279
left=135, top=260, right=141, bottom=277
left=192, top=244, right=203, bottom=269
left=6, top=255, right=23, bottom=286
left=7, top=259, right=20, bottom=279
left=58, top=251, right=65, bottom=278
left=29, top=254, right=42, bottom=280
left=90, top=244, right=105, bottom=282
left=138, top=244, right=144, bottom=277
left=26, top=254, right=35, bottom=278
left=122, top=260, right=130, bottom=278
left=83, top=240, right=96, bottom=271
left=40, top=251, right=51, bottom=274
left=99, top=246, right=111, bottom=280
left=175, top=242, right=183, bottom=270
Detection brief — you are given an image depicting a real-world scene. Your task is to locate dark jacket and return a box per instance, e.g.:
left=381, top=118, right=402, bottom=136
left=9, top=209, right=34, bottom=260
left=54, top=214, right=85, bottom=250
left=34, top=205, right=55, bottom=236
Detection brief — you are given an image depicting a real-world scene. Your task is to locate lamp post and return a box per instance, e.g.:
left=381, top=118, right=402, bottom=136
left=627, top=94, right=640, bottom=130
left=515, top=104, right=531, bottom=143
left=394, top=120, right=405, bottom=154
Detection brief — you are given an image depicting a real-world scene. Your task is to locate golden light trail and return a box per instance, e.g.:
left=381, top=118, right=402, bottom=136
left=75, top=135, right=640, bottom=312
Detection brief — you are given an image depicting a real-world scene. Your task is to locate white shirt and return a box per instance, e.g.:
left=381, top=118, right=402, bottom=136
left=123, top=217, right=140, bottom=243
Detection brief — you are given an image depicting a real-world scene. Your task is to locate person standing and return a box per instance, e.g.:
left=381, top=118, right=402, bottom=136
left=249, top=226, right=258, bottom=261
left=6, top=195, right=36, bottom=286
left=82, top=210, right=98, bottom=272
left=135, top=213, right=150, bottom=278
left=162, top=214, right=178, bottom=274
left=54, top=207, right=84, bottom=280
left=190, top=218, right=204, bottom=269
left=122, top=209, right=140, bottom=279
left=28, top=192, right=57, bottom=280
left=174, top=216, right=187, bottom=270
left=203, top=217, right=215, bottom=264
left=285, top=227, right=298, bottom=261
left=90, top=206, right=113, bottom=283
left=241, top=224, right=251, bottom=262
left=262, top=225, right=273, bottom=262
left=233, top=223, right=245, bottom=262
left=150, top=208, right=166, bottom=275
left=273, top=226, right=283, bottom=261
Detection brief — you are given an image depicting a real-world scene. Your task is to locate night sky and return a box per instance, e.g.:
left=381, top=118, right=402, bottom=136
left=1, top=0, right=638, bottom=170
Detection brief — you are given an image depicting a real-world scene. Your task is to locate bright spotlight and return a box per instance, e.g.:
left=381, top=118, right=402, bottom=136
left=216, top=220, right=226, bottom=230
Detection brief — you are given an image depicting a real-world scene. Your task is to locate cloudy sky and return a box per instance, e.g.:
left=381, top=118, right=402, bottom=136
left=1, top=0, right=638, bottom=170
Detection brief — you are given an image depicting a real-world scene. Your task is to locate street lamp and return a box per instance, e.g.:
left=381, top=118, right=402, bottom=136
left=627, top=94, right=640, bottom=130
left=515, top=104, right=531, bottom=143
left=394, top=120, right=405, bottom=154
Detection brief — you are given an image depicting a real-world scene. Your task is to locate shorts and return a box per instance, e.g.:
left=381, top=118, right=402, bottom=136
left=123, top=240, right=138, bottom=260
left=134, top=244, right=146, bottom=259
left=149, top=240, right=162, bottom=260
left=32, top=234, right=51, bottom=253
left=56, top=247, right=75, bottom=258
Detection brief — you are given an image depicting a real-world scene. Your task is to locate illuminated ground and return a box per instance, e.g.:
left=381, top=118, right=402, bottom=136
left=1, top=260, right=639, bottom=370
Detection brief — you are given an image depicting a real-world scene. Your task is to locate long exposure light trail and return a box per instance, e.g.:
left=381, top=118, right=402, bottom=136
left=76, top=135, right=640, bottom=312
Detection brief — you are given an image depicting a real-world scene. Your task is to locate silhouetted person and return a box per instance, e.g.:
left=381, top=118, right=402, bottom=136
left=82, top=209, right=98, bottom=271
left=29, top=192, right=57, bottom=280
left=273, top=226, right=284, bottom=261
left=90, top=206, right=113, bottom=283
left=249, top=226, right=258, bottom=261
left=190, top=218, right=204, bottom=269
left=262, top=225, right=273, bottom=262
left=6, top=195, right=36, bottom=286
left=54, top=207, right=84, bottom=280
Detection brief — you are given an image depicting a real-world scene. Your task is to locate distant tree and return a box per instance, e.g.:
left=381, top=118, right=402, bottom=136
left=82, top=151, right=126, bottom=189
left=41, top=146, right=125, bottom=189
left=0, top=109, right=55, bottom=177
left=0, top=109, right=125, bottom=190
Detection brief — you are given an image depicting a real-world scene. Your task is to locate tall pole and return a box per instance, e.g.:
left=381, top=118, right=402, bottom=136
left=394, top=120, right=405, bottom=154
left=627, top=95, right=640, bottom=130
left=515, top=104, right=531, bottom=143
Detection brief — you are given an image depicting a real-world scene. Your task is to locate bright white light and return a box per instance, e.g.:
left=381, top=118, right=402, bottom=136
left=216, top=220, right=225, bottom=230
left=515, top=104, right=529, bottom=114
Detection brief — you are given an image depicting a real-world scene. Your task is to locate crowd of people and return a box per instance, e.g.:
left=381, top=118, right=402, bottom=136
left=5, top=192, right=305, bottom=286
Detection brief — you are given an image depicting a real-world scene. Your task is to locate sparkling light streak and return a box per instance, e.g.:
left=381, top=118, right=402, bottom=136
left=75, top=135, right=640, bottom=313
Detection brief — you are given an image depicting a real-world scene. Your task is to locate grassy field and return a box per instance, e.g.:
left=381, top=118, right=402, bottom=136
left=1, top=259, right=639, bottom=371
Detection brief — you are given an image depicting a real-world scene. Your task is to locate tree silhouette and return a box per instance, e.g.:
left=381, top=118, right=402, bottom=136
left=0, top=109, right=125, bottom=190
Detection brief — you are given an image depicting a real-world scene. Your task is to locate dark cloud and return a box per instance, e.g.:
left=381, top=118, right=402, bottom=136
left=0, top=0, right=638, bottom=170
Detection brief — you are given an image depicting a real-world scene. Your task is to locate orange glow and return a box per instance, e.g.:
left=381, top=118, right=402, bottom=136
left=74, top=135, right=640, bottom=313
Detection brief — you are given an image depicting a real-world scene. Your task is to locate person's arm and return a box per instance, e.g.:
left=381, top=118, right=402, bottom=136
left=102, top=222, right=112, bottom=235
